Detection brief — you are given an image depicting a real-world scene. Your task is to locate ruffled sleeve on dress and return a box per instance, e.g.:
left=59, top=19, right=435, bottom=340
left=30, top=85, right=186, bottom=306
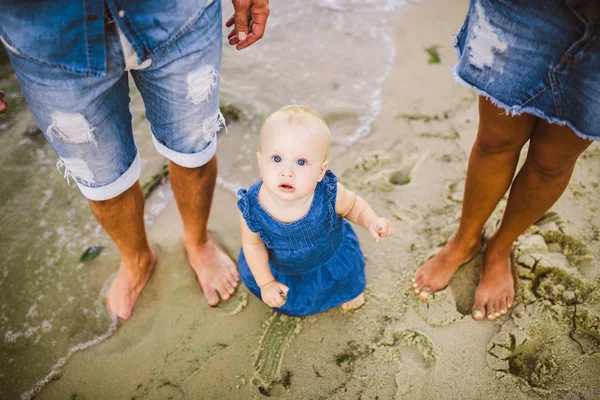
left=237, top=188, right=272, bottom=248
left=322, top=170, right=338, bottom=231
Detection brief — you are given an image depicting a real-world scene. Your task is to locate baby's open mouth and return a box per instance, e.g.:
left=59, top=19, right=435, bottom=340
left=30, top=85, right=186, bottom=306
left=279, top=184, right=295, bottom=191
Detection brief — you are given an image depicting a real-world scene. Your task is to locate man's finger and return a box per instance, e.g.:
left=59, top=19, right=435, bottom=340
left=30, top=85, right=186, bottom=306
left=225, top=14, right=235, bottom=28
left=236, top=1, right=269, bottom=50
left=237, top=32, right=258, bottom=50
left=233, top=1, right=251, bottom=41
left=228, top=33, right=240, bottom=46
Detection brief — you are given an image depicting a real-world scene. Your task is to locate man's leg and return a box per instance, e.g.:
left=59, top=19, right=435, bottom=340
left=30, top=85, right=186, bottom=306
left=6, top=26, right=155, bottom=319
left=169, top=157, right=239, bottom=306
left=472, top=120, right=592, bottom=320
left=131, top=0, right=238, bottom=306
left=89, top=182, right=156, bottom=319
left=413, top=97, right=537, bottom=300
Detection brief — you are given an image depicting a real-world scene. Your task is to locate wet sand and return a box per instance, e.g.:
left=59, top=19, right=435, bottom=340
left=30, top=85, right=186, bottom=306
left=37, top=0, right=600, bottom=398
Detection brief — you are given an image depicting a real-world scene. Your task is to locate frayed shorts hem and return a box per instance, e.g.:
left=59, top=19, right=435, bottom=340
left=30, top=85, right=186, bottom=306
left=451, top=64, right=599, bottom=142
left=77, top=153, right=142, bottom=201
left=151, top=135, right=217, bottom=168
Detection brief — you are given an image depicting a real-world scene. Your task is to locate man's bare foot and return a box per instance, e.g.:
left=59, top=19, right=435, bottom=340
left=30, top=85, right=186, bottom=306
left=184, top=237, right=240, bottom=306
left=107, top=249, right=157, bottom=320
left=341, top=292, right=365, bottom=312
left=472, top=247, right=514, bottom=321
left=412, top=237, right=481, bottom=302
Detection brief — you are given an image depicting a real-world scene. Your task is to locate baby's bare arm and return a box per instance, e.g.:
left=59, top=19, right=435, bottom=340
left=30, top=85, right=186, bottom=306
left=240, top=213, right=289, bottom=307
left=335, top=182, right=395, bottom=242
left=240, top=213, right=274, bottom=287
left=336, top=182, right=377, bottom=228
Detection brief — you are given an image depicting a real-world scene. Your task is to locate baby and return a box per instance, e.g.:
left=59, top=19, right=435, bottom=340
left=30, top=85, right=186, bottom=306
left=237, top=105, right=394, bottom=316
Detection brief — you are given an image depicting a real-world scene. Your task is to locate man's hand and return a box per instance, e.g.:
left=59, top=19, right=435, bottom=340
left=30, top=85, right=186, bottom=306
left=0, top=91, right=7, bottom=115
left=226, top=0, right=269, bottom=50
left=260, top=280, right=289, bottom=308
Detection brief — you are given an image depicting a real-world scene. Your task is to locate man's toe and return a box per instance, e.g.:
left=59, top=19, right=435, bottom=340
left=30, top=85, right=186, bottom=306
left=215, top=281, right=232, bottom=301
left=203, top=286, right=220, bottom=306
left=224, top=280, right=235, bottom=295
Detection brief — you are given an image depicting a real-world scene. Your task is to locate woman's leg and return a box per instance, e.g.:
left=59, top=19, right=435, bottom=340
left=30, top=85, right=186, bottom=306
left=413, top=97, right=537, bottom=300
left=473, top=120, right=592, bottom=320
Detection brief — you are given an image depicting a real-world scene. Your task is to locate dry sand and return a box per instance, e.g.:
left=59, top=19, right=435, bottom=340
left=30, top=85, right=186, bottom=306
left=38, top=0, right=600, bottom=398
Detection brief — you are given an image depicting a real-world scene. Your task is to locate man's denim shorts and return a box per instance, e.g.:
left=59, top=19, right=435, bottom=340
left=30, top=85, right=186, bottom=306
left=453, top=0, right=600, bottom=141
left=5, top=0, right=223, bottom=201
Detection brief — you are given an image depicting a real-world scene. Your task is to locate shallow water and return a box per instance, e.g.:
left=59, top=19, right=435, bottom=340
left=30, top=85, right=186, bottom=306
left=0, top=0, right=407, bottom=398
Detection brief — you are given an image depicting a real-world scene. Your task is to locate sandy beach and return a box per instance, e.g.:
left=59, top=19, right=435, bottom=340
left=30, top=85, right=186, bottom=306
left=6, top=0, right=600, bottom=398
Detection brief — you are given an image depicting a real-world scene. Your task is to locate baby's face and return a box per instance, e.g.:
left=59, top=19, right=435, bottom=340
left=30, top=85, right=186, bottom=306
left=258, top=120, right=329, bottom=203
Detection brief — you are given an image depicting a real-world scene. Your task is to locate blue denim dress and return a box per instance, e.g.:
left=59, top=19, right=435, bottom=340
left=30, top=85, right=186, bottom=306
left=237, top=170, right=366, bottom=317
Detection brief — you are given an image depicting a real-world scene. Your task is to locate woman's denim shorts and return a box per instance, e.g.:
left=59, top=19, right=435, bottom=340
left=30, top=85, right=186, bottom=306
left=454, top=0, right=600, bottom=141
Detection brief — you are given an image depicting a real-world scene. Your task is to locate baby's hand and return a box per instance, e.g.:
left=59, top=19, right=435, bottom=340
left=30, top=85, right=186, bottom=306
left=260, top=280, right=290, bottom=308
left=367, top=217, right=395, bottom=243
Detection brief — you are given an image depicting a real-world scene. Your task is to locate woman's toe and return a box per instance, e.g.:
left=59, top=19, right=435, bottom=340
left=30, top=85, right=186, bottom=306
left=472, top=296, right=486, bottom=320
left=418, top=287, right=431, bottom=302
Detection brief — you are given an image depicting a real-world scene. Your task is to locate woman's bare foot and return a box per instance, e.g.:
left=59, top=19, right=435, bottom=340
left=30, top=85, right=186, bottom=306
left=412, top=237, right=481, bottom=301
left=341, top=292, right=365, bottom=312
left=184, top=237, right=240, bottom=306
left=107, top=249, right=157, bottom=320
left=472, top=246, right=514, bottom=321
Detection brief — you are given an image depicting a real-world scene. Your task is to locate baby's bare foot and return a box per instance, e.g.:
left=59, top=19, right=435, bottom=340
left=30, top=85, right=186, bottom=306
left=107, top=249, right=157, bottom=320
left=472, top=248, right=514, bottom=321
left=412, top=237, right=480, bottom=301
left=341, top=292, right=365, bottom=312
left=184, top=237, right=239, bottom=306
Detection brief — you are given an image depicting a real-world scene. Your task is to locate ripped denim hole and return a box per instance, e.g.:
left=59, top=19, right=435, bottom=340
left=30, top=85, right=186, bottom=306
left=185, top=66, right=220, bottom=105
left=46, top=112, right=97, bottom=145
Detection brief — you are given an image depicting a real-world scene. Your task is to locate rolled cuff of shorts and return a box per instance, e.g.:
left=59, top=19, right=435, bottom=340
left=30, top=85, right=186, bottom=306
left=151, top=135, right=217, bottom=168
left=76, top=154, right=142, bottom=201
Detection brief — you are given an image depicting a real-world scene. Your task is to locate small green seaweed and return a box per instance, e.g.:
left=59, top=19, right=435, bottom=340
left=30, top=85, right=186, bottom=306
left=424, top=45, right=441, bottom=64
left=142, top=160, right=169, bottom=198
left=334, top=352, right=351, bottom=366
left=540, top=231, right=590, bottom=265
left=220, top=102, right=243, bottom=122
left=395, top=113, right=440, bottom=122
left=332, top=341, right=367, bottom=373
left=80, top=246, right=104, bottom=262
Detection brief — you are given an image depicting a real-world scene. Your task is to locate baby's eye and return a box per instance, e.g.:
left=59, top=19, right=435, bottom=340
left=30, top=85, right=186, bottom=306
left=272, top=155, right=281, bottom=163
left=297, top=159, right=307, bottom=166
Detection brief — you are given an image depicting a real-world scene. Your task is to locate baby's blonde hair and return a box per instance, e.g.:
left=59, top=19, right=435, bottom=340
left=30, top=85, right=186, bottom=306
left=260, top=105, right=331, bottom=160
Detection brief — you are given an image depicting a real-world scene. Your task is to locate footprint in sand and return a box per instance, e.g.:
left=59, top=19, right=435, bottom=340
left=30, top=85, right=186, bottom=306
left=251, top=313, right=302, bottom=394
left=341, top=146, right=424, bottom=193
left=413, top=250, right=484, bottom=325
left=413, top=289, right=464, bottom=327
left=444, top=177, right=465, bottom=204
left=214, top=291, right=249, bottom=316
left=486, top=212, right=600, bottom=397
left=365, top=328, right=437, bottom=399
left=386, top=200, right=422, bottom=225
